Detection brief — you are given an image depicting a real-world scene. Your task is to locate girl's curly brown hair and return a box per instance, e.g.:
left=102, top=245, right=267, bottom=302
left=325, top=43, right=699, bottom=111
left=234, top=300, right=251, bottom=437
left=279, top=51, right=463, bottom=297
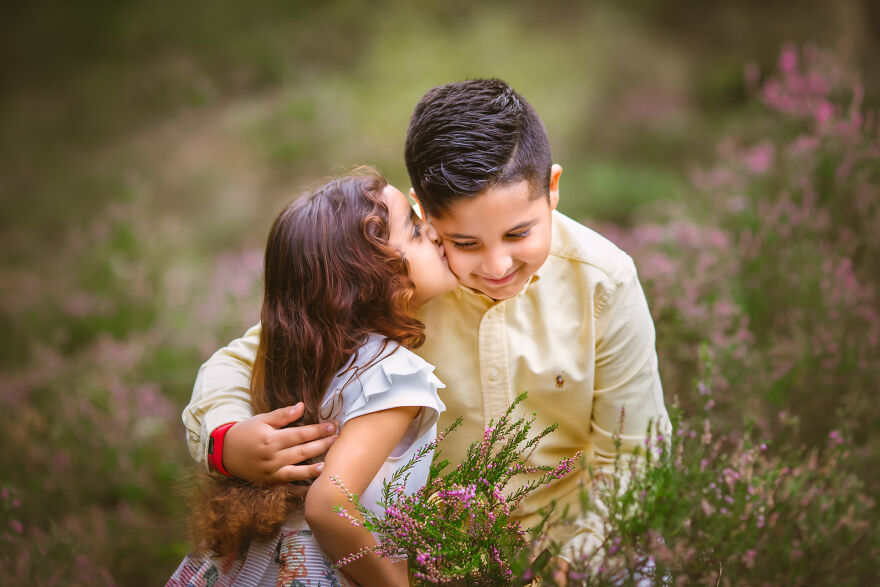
left=188, top=168, right=425, bottom=557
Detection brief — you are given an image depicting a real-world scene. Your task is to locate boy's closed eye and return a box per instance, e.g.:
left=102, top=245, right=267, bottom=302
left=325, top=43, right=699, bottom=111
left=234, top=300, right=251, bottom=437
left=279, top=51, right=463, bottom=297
left=449, top=229, right=530, bottom=250
left=507, top=229, right=530, bottom=239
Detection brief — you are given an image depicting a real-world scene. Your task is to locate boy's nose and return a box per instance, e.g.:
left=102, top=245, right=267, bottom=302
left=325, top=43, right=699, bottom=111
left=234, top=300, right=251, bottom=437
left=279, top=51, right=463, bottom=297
left=480, top=248, right=513, bottom=278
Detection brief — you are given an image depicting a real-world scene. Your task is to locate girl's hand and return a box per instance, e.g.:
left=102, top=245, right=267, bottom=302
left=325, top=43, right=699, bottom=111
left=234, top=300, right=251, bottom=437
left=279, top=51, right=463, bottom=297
left=222, top=403, right=338, bottom=484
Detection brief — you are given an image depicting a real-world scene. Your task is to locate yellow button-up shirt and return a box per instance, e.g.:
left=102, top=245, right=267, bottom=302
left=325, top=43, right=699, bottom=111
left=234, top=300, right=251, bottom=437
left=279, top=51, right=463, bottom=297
left=183, top=210, right=670, bottom=559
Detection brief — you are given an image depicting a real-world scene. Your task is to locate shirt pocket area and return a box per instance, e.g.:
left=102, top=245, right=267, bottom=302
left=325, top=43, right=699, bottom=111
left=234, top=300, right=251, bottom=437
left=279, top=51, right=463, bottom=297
left=516, top=387, right=592, bottom=463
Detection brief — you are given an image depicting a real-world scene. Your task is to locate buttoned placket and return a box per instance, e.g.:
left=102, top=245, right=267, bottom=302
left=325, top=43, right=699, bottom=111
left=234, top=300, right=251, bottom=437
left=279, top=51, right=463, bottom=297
left=478, top=299, right=511, bottom=424
left=470, top=274, right=542, bottom=425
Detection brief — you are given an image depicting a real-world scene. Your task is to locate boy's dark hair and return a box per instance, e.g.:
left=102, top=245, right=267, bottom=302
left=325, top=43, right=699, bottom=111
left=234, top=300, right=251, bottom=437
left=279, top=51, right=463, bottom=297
left=404, top=78, right=552, bottom=217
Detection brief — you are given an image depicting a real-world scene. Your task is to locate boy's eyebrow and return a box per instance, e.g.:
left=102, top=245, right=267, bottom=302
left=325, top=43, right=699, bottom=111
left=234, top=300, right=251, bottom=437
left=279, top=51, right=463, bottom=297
left=444, top=219, right=538, bottom=240
left=507, top=219, right=538, bottom=232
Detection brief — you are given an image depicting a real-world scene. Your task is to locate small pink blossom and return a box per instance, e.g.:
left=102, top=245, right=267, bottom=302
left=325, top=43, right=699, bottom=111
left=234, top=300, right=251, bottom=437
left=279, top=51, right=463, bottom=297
left=779, top=46, right=798, bottom=74
left=743, top=143, right=775, bottom=174
left=814, top=100, right=834, bottom=125
left=828, top=430, right=844, bottom=445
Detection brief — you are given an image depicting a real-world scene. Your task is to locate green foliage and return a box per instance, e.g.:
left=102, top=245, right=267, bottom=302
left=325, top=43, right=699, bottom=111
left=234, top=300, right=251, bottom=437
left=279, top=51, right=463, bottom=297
left=332, top=393, right=579, bottom=585
left=561, top=45, right=880, bottom=585
left=559, top=161, right=683, bottom=225
left=1, top=0, right=878, bottom=580
left=556, top=374, right=878, bottom=585
left=0, top=194, right=263, bottom=584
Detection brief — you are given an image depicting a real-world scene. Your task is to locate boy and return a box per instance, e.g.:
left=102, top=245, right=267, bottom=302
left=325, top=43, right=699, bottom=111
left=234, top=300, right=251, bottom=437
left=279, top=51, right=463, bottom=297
left=184, top=79, right=670, bottom=565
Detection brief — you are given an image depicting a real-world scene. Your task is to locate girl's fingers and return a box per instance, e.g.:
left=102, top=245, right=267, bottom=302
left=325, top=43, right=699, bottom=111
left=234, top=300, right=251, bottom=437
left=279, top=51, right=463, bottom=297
left=273, top=435, right=338, bottom=469
left=272, top=461, right=327, bottom=484
left=258, top=403, right=305, bottom=429
left=277, top=420, right=338, bottom=447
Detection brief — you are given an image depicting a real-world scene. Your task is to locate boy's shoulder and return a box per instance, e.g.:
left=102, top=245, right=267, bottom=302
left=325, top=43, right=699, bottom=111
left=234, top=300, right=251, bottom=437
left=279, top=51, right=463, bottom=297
left=548, top=211, right=636, bottom=285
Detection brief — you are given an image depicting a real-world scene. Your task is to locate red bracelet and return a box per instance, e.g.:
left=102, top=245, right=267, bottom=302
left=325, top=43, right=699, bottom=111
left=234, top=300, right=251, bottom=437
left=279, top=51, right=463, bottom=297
left=207, top=422, right=236, bottom=477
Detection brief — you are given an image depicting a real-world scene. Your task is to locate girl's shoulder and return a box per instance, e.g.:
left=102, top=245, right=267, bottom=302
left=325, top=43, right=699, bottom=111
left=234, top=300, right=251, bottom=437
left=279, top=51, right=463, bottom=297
left=358, top=333, right=431, bottom=373
left=320, top=334, right=446, bottom=427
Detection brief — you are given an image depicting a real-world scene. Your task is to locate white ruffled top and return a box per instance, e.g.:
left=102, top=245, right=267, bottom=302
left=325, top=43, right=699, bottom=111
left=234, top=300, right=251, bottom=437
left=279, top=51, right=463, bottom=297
left=318, top=333, right=446, bottom=518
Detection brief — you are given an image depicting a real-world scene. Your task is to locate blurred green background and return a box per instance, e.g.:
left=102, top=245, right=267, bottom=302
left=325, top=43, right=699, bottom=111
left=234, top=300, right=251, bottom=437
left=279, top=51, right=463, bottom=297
left=1, top=1, right=878, bottom=584
left=4, top=0, right=878, bottom=244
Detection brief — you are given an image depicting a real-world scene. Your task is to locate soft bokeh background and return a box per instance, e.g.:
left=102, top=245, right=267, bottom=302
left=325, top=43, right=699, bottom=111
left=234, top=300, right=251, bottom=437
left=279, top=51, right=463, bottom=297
left=2, top=1, right=878, bottom=584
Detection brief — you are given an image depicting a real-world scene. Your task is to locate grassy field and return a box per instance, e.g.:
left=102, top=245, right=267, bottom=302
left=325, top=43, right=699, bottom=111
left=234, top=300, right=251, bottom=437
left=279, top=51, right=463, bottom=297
left=1, top=2, right=878, bottom=584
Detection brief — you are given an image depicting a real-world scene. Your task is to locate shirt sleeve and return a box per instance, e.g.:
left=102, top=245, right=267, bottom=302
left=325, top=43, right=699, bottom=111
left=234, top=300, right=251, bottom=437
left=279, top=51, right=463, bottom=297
left=182, top=323, right=261, bottom=470
left=591, top=255, right=670, bottom=468
left=559, top=257, right=671, bottom=564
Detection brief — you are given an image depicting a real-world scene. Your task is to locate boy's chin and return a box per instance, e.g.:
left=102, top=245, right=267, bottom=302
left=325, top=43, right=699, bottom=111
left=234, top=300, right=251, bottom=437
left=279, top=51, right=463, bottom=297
left=467, top=276, right=530, bottom=301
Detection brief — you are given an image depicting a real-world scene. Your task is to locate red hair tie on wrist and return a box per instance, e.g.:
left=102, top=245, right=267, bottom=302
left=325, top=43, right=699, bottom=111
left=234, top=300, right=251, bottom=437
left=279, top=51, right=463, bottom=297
left=207, top=422, right=236, bottom=477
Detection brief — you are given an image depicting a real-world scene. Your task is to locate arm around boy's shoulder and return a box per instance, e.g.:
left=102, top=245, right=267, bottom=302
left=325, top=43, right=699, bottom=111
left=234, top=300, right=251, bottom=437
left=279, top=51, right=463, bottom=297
left=184, top=323, right=339, bottom=484
left=182, top=323, right=262, bottom=465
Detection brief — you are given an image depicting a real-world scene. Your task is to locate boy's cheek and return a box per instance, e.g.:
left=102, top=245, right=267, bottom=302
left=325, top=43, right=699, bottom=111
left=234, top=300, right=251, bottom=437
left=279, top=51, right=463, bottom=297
left=445, top=258, right=488, bottom=294
left=443, top=237, right=551, bottom=291
left=444, top=252, right=471, bottom=280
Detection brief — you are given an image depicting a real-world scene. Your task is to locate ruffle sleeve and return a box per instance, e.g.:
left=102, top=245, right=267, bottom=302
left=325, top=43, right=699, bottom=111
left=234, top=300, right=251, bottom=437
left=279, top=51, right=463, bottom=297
left=320, top=341, right=446, bottom=444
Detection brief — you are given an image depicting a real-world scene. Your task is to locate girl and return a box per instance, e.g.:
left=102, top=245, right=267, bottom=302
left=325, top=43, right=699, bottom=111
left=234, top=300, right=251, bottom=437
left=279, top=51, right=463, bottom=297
left=169, top=169, right=458, bottom=586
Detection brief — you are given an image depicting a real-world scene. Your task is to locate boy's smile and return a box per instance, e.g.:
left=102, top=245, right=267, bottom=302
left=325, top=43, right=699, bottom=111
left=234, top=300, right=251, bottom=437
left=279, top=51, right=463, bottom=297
left=424, top=166, right=561, bottom=301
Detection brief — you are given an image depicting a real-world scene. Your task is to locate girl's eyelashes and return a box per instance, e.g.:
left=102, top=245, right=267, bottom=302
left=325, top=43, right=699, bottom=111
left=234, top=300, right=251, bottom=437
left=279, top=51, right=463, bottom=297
left=508, top=229, right=530, bottom=239
left=409, top=208, right=422, bottom=239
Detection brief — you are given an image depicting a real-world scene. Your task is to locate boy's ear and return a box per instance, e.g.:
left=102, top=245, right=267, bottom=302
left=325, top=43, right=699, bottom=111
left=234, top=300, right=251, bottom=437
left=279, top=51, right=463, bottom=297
left=548, top=164, right=562, bottom=211
left=409, top=188, right=427, bottom=219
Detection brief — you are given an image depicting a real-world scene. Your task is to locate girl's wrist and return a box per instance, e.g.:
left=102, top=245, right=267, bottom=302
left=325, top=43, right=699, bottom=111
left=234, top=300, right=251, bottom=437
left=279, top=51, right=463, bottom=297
left=207, top=422, right=237, bottom=476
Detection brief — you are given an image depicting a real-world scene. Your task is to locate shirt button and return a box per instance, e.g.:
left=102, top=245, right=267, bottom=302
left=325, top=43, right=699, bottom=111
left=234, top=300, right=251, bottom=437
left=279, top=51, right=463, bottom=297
left=488, top=368, right=499, bottom=381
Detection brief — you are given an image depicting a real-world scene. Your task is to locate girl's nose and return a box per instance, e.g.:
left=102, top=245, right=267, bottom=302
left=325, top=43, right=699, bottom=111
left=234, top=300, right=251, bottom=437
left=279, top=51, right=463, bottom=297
left=425, top=222, right=441, bottom=244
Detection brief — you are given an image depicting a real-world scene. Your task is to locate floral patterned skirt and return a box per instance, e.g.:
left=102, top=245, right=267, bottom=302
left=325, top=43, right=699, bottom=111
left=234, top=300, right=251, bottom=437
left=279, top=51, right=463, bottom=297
left=167, top=527, right=357, bottom=587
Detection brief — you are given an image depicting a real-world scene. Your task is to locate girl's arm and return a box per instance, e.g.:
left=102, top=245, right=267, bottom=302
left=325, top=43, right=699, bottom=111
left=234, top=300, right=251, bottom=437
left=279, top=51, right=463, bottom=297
left=185, top=324, right=337, bottom=483
left=305, top=405, right=419, bottom=587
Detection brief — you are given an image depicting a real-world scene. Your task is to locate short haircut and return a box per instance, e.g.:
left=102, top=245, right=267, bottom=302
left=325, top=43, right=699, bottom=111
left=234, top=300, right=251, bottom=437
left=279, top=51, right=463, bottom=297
left=404, top=78, right=552, bottom=217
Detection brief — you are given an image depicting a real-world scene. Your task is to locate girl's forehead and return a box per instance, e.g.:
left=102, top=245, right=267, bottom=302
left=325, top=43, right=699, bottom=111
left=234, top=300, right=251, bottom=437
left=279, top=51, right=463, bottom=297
left=382, top=184, right=409, bottom=212
left=381, top=184, right=415, bottom=233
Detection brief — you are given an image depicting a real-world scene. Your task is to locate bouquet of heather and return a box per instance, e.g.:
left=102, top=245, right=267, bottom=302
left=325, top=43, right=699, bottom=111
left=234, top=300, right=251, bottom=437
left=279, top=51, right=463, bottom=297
left=331, top=392, right=581, bottom=585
